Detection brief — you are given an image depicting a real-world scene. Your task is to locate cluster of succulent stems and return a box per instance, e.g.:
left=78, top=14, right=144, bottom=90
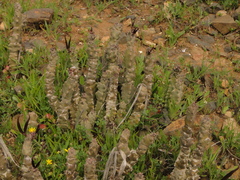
left=1, top=3, right=212, bottom=180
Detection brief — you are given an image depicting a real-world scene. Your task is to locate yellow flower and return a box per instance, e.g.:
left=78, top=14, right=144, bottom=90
left=46, top=159, right=53, bottom=165
left=28, top=127, right=36, bottom=133
left=64, top=148, right=70, bottom=152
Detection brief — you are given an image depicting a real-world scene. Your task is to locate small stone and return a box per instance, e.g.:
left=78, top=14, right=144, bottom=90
left=0, top=21, right=7, bottom=30
left=101, top=36, right=110, bottom=43
left=233, top=6, right=240, bottom=20
left=180, top=0, right=197, bottom=5
left=224, top=88, right=229, bottom=96
left=225, top=33, right=236, bottom=41
left=122, top=18, right=132, bottom=33
left=199, top=34, right=215, bottom=44
left=122, top=18, right=132, bottom=27
left=163, top=117, right=185, bottom=136
left=211, top=15, right=239, bottom=34
left=225, top=111, right=232, bottom=118
left=198, top=14, right=215, bottom=28
left=221, top=79, right=229, bottom=88
left=125, top=15, right=136, bottom=20
left=203, top=101, right=217, bottom=115
left=187, top=35, right=213, bottom=50
left=141, top=28, right=156, bottom=36
left=224, top=46, right=232, bottom=53
left=142, top=40, right=156, bottom=47
left=14, top=85, right=24, bottom=94
left=222, top=118, right=240, bottom=136
left=153, top=37, right=166, bottom=47
left=23, top=8, right=54, bottom=28
left=23, top=39, right=46, bottom=52
left=216, top=10, right=227, bottom=17
left=207, top=28, right=218, bottom=36
left=190, top=45, right=205, bottom=61
left=82, top=14, right=89, bottom=19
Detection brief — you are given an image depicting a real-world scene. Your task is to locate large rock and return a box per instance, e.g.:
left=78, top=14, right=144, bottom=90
left=163, top=114, right=224, bottom=136
left=199, top=14, right=215, bottom=27
left=211, top=15, right=239, bottom=34
left=23, top=8, right=54, bottom=27
left=187, top=35, right=214, bottom=51
left=233, top=6, right=240, bottom=20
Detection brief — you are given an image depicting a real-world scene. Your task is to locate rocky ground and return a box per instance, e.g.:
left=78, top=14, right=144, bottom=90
left=1, top=0, right=239, bottom=74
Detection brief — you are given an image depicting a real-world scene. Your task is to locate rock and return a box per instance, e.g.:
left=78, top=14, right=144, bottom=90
left=207, top=28, right=218, bottom=36
left=221, top=79, right=229, bottom=88
left=213, top=57, right=233, bottom=71
left=133, top=17, right=145, bottom=29
left=122, top=18, right=132, bottom=27
left=225, top=111, right=233, bottom=118
left=163, top=114, right=224, bottom=136
left=225, top=33, right=236, bottom=41
left=190, top=45, right=205, bottom=62
left=216, top=10, right=227, bottom=17
left=23, top=8, right=54, bottom=28
left=142, top=40, right=156, bottom=47
left=202, top=101, right=217, bottom=114
left=125, top=15, right=136, bottom=21
left=234, top=37, right=240, bottom=51
left=101, top=36, right=110, bottom=43
left=198, top=14, right=215, bottom=28
left=223, top=118, right=240, bottom=136
left=224, top=46, right=233, bottom=53
left=0, top=21, right=7, bottom=30
left=180, top=0, right=197, bottom=5
left=122, top=18, right=132, bottom=33
left=187, top=35, right=214, bottom=50
left=211, top=15, right=239, bottom=34
left=163, top=116, right=185, bottom=136
left=198, top=34, right=215, bottom=44
left=233, top=6, right=240, bottom=20
left=141, top=28, right=156, bottom=36
left=14, top=85, right=24, bottom=94
left=153, top=37, right=166, bottom=47
left=23, top=39, right=46, bottom=52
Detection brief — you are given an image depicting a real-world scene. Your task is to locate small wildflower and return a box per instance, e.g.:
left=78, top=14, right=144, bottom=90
left=57, top=151, right=61, bottom=154
left=46, top=159, right=53, bottom=165
left=2, top=65, right=10, bottom=74
left=28, top=127, right=36, bottom=133
left=64, top=148, right=70, bottom=152
left=45, top=113, right=53, bottom=119
left=38, top=124, right=47, bottom=130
